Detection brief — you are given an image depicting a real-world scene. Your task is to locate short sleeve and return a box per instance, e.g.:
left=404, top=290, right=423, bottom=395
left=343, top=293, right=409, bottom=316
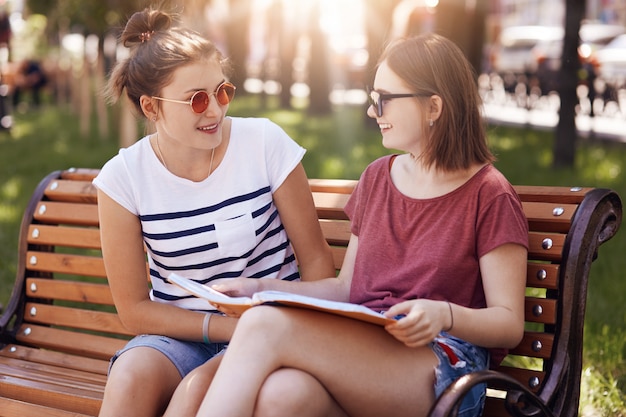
left=476, top=192, right=529, bottom=257
left=92, top=149, right=139, bottom=215
left=262, top=119, right=305, bottom=192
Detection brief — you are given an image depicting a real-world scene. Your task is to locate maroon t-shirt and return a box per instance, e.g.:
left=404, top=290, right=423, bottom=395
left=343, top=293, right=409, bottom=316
left=344, top=156, right=528, bottom=365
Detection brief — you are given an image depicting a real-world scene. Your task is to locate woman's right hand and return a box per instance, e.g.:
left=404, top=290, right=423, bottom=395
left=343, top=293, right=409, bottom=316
left=210, top=277, right=262, bottom=298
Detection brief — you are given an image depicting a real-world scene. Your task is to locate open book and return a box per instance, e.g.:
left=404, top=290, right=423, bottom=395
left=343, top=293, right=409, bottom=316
left=166, top=273, right=396, bottom=326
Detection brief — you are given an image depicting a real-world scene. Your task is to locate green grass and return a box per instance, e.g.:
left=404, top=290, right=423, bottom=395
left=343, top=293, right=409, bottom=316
left=0, top=96, right=624, bottom=415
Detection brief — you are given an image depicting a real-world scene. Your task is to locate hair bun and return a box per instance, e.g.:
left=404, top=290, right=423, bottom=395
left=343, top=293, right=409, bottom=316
left=121, top=8, right=173, bottom=47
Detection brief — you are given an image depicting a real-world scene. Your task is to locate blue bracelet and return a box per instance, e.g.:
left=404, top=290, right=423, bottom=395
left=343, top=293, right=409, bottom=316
left=202, top=313, right=212, bottom=344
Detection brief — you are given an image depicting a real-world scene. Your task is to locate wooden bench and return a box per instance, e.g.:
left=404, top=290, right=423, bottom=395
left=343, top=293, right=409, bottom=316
left=0, top=168, right=622, bottom=417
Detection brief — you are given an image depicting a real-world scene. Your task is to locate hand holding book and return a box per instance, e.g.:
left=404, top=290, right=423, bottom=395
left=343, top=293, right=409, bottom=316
left=166, top=273, right=396, bottom=326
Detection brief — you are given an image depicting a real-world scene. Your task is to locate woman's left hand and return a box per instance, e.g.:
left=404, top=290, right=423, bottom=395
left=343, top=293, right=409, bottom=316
left=383, top=299, right=450, bottom=348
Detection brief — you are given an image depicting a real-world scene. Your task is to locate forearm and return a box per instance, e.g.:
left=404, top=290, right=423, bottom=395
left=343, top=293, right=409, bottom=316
left=254, top=275, right=349, bottom=302
left=298, top=252, right=336, bottom=282
left=118, top=299, right=238, bottom=343
left=447, top=303, right=524, bottom=349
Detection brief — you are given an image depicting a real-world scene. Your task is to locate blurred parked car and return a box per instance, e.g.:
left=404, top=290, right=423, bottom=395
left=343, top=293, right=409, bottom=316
left=594, top=34, right=626, bottom=88
left=490, top=25, right=563, bottom=92
left=531, top=22, right=625, bottom=93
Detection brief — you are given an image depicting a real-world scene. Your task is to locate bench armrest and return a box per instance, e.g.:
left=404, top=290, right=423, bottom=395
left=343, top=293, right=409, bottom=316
left=428, top=370, right=555, bottom=417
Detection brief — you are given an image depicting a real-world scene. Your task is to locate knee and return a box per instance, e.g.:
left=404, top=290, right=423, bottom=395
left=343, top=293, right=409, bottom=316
left=237, top=306, right=295, bottom=339
left=254, top=369, right=325, bottom=417
left=106, top=347, right=178, bottom=394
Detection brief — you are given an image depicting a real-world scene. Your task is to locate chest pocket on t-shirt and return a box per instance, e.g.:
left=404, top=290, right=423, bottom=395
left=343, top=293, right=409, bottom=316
left=215, top=212, right=257, bottom=258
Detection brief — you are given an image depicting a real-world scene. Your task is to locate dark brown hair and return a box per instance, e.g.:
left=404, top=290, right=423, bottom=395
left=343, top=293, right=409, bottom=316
left=105, top=6, right=232, bottom=116
left=379, top=34, right=494, bottom=171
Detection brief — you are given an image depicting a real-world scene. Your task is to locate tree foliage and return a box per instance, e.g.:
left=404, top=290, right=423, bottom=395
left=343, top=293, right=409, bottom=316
left=26, top=0, right=148, bottom=37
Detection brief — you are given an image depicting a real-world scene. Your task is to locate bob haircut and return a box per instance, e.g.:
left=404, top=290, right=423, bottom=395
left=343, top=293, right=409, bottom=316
left=378, top=34, right=494, bottom=171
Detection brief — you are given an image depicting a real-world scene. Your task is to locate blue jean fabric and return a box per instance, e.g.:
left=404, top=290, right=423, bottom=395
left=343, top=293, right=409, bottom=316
left=109, top=334, right=227, bottom=378
left=431, top=333, right=489, bottom=417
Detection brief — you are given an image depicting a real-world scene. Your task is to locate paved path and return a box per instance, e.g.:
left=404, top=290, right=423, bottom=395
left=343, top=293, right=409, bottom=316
left=483, top=102, right=626, bottom=143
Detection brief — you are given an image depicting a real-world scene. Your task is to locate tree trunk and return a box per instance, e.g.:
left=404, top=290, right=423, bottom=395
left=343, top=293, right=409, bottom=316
left=364, top=0, right=397, bottom=126
left=553, top=0, right=585, bottom=168
left=307, top=2, right=331, bottom=115
left=226, top=0, right=251, bottom=94
left=435, top=0, right=485, bottom=77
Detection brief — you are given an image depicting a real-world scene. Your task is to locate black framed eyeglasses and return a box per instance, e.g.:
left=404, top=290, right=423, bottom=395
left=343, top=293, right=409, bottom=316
left=366, top=86, right=426, bottom=117
left=153, top=81, right=236, bottom=114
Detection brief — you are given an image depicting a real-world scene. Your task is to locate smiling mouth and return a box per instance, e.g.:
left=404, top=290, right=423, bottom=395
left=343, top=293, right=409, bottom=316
left=198, top=123, right=219, bottom=132
left=379, top=123, right=392, bottom=130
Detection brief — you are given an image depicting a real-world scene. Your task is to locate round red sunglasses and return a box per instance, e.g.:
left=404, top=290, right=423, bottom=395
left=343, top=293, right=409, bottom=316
left=152, top=81, right=236, bottom=114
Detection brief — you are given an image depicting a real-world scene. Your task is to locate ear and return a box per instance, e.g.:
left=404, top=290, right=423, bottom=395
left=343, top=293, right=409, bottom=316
left=140, top=95, right=158, bottom=120
left=428, top=95, right=443, bottom=122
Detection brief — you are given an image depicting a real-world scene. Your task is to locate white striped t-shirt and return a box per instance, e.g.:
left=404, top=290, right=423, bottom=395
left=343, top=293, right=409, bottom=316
left=93, top=117, right=305, bottom=311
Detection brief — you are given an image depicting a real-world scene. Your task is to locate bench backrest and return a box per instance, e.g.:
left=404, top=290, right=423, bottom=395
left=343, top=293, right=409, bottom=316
left=0, top=168, right=622, bottom=417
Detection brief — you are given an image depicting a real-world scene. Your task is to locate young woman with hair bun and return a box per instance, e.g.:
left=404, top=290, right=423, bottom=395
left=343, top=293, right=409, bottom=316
left=94, top=6, right=334, bottom=417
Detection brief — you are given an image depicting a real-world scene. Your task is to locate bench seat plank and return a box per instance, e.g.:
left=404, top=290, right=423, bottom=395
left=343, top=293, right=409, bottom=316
left=0, top=373, right=102, bottom=415
left=14, top=324, right=127, bottom=360
left=0, top=358, right=107, bottom=388
left=0, top=397, right=94, bottom=417
left=0, top=345, right=109, bottom=375
left=24, top=303, right=131, bottom=335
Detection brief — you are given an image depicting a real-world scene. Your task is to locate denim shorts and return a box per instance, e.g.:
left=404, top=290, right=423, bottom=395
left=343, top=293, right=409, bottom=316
left=109, top=334, right=227, bottom=378
left=431, top=333, right=489, bottom=417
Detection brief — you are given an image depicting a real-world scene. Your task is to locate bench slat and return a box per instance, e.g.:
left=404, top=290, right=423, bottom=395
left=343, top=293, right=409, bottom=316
left=27, top=225, right=101, bottom=250
left=513, top=185, right=590, bottom=204
left=491, top=365, right=546, bottom=394
left=330, top=247, right=347, bottom=271
left=312, top=192, right=351, bottom=220
left=508, top=331, right=554, bottom=359
left=26, top=251, right=107, bottom=278
left=0, top=396, right=94, bottom=417
left=528, top=232, right=565, bottom=261
left=0, top=345, right=109, bottom=375
left=522, top=201, right=576, bottom=233
left=308, top=178, right=358, bottom=194
left=0, top=373, right=102, bottom=416
left=34, top=202, right=99, bottom=226
left=15, top=324, right=127, bottom=361
left=0, top=357, right=107, bottom=387
left=44, top=180, right=98, bottom=204
left=24, top=303, right=131, bottom=336
left=26, top=278, right=114, bottom=305
left=528, top=231, right=565, bottom=262
left=526, top=263, right=558, bottom=290
left=524, top=297, right=556, bottom=324
left=61, top=168, right=101, bottom=182
left=319, top=219, right=351, bottom=246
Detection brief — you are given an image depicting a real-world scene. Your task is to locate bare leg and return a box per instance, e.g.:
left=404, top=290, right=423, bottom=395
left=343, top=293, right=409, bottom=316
left=254, top=368, right=349, bottom=417
left=196, top=306, right=438, bottom=417
left=98, top=347, right=182, bottom=417
left=163, top=354, right=223, bottom=417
